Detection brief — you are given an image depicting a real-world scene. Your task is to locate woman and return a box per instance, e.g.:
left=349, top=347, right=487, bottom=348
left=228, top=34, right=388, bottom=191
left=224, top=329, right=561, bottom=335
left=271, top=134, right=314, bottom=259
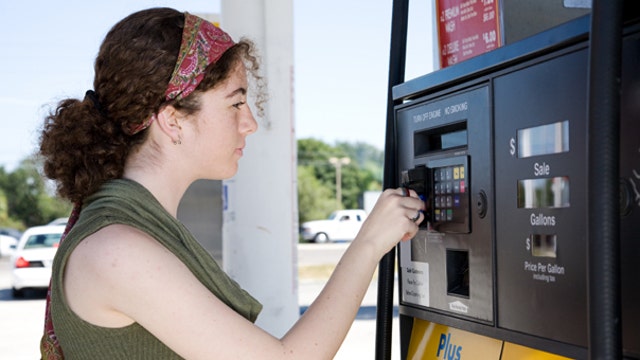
left=39, top=7, right=424, bottom=359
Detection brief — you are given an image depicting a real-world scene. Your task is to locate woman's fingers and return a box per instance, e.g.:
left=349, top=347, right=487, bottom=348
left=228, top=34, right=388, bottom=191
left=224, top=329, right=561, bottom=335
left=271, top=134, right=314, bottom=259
left=397, top=187, right=420, bottom=200
left=392, top=187, right=425, bottom=241
left=356, top=187, right=427, bottom=255
left=396, top=187, right=425, bottom=224
left=407, top=209, right=422, bottom=223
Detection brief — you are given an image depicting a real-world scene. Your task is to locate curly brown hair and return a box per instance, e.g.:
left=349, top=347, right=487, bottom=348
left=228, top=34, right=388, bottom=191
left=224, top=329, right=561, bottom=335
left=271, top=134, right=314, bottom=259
left=39, top=8, right=264, bottom=204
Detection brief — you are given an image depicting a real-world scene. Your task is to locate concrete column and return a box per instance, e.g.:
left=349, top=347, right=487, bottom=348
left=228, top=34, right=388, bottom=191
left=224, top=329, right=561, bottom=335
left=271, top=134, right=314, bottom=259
left=220, top=0, right=298, bottom=337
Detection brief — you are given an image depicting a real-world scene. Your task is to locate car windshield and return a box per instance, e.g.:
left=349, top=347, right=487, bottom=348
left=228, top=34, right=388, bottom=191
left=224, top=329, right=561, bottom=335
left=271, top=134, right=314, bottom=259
left=23, top=233, right=62, bottom=249
left=327, top=212, right=338, bottom=220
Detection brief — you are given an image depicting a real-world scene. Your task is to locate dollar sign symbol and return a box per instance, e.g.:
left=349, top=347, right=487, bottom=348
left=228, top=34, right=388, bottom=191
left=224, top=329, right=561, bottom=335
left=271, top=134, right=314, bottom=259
left=510, top=138, right=516, bottom=156
left=526, top=237, right=531, bottom=251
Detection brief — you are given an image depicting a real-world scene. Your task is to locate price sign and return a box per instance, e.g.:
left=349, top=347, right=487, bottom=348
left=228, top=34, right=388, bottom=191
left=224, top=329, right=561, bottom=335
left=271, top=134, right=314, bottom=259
left=437, top=0, right=502, bottom=68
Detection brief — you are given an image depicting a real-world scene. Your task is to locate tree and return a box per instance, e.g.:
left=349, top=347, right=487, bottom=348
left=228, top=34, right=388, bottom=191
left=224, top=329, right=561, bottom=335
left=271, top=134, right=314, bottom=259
left=335, top=141, right=384, bottom=183
left=333, top=141, right=383, bottom=209
left=297, top=165, right=335, bottom=224
left=297, top=138, right=383, bottom=224
left=0, top=158, right=72, bottom=229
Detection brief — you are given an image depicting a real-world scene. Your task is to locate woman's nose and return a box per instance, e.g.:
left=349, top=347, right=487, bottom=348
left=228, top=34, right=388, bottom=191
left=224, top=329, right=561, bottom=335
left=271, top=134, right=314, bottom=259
left=242, top=106, right=258, bottom=135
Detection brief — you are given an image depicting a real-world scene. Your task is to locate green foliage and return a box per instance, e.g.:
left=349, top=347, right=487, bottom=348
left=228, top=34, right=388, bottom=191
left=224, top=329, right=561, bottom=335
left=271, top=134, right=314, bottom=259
left=297, top=138, right=383, bottom=223
left=0, top=188, right=14, bottom=226
left=297, top=166, right=335, bottom=223
left=335, top=141, right=384, bottom=183
left=0, top=157, right=72, bottom=229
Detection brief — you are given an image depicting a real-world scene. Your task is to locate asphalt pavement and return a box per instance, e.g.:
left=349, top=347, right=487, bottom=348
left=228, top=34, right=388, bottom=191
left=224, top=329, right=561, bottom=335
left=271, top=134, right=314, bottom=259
left=298, top=242, right=400, bottom=359
left=298, top=258, right=400, bottom=360
left=0, top=256, right=47, bottom=359
left=0, top=244, right=400, bottom=359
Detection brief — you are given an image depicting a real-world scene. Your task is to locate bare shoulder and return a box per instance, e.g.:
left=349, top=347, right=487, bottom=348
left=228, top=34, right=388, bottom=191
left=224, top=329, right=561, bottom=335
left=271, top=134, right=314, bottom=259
left=68, top=223, right=176, bottom=290
left=70, top=223, right=171, bottom=271
left=64, top=224, right=177, bottom=327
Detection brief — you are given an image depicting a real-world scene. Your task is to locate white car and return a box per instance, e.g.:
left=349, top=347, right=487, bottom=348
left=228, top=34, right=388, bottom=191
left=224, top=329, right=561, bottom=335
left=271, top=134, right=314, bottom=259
left=47, top=217, right=69, bottom=226
left=0, top=234, right=18, bottom=257
left=10, top=225, right=65, bottom=298
left=300, top=209, right=367, bottom=243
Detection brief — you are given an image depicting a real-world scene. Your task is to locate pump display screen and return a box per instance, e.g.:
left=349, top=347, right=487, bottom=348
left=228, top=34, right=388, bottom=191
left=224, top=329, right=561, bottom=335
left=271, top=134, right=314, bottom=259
left=517, top=177, right=570, bottom=208
left=517, top=120, right=569, bottom=158
left=414, top=122, right=468, bottom=156
left=530, top=234, right=557, bottom=258
left=441, top=129, right=468, bottom=149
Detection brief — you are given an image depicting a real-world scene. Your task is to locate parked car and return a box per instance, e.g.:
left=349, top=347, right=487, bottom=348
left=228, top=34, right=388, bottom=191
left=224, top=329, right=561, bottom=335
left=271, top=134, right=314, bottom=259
left=300, top=209, right=367, bottom=243
left=10, top=225, right=65, bottom=298
left=0, top=234, right=18, bottom=257
left=0, top=227, right=23, bottom=240
left=48, top=217, right=69, bottom=226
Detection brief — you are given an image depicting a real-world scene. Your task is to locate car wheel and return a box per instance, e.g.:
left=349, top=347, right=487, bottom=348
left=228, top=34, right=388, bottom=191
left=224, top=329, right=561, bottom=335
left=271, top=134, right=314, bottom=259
left=12, top=287, right=24, bottom=298
left=313, top=232, right=330, bottom=243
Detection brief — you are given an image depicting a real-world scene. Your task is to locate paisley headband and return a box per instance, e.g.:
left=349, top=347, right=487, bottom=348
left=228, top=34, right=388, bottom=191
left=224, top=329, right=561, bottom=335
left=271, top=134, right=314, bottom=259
left=127, top=13, right=235, bottom=135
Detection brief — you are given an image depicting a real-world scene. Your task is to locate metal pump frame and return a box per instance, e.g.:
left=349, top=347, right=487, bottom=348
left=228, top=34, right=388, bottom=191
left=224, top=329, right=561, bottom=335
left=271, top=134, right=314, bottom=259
left=375, top=0, right=624, bottom=359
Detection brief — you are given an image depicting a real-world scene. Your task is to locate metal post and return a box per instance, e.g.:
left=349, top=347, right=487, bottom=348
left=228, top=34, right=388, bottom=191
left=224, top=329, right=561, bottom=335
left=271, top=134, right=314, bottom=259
left=587, top=0, right=623, bottom=358
left=376, top=0, right=408, bottom=359
left=330, top=157, right=351, bottom=209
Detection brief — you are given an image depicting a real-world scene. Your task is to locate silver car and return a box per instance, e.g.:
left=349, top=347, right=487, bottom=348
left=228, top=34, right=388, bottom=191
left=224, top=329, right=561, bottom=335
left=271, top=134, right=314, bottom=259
left=10, top=225, right=65, bottom=298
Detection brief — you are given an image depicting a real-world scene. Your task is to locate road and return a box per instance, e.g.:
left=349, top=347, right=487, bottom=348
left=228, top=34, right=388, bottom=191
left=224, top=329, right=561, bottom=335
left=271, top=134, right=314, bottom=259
left=0, top=243, right=399, bottom=359
left=0, top=256, right=46, bottom=359
left=297, top=241, right=350, bottom=266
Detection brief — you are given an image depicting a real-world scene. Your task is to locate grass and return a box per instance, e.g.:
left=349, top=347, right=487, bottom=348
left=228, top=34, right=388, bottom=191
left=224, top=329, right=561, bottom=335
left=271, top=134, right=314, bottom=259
left=297, top=263, right=381, bottom=281
left=298, top=264, right=336, bottom=280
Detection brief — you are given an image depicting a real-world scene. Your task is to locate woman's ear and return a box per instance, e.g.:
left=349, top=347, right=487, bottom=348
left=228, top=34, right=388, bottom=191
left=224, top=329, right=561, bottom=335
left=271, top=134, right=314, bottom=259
left=155, top=105, right=183, bottom=143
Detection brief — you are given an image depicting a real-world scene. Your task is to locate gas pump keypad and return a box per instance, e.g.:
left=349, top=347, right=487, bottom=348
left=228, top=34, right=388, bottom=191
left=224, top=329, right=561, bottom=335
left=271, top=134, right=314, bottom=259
left=401, top=159, right=471, bottom=233
left=434, top=165, right=466, bottom=223
left=430, top=157, right=471, bottom=233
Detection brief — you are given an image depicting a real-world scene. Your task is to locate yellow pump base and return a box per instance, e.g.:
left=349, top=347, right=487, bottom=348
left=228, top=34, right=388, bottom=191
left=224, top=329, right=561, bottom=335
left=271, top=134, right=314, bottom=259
left=407, top=319, right=572, bottom=360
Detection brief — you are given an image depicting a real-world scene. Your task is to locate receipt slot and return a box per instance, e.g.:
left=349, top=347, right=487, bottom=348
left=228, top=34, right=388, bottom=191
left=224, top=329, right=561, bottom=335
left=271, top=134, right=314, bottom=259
left=385, top=9, right=640, bottom=360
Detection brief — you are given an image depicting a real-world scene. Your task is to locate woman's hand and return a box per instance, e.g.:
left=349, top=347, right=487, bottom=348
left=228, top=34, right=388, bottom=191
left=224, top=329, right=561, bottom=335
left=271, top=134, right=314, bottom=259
left=353, top=187, right=426, bottom=259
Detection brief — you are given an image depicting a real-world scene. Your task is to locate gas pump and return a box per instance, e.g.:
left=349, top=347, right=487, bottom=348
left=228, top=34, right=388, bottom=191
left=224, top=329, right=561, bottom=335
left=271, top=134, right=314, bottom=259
left=377, top=1, right=640, bottom=359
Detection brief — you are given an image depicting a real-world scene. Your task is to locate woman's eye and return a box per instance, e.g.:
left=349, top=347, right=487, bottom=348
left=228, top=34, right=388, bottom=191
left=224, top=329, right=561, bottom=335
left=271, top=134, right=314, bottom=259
left=232, top=101, right=246, bottom=109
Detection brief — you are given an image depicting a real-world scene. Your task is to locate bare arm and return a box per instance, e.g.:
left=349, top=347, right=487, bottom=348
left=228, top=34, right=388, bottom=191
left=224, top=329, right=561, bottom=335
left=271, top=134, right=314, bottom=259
left=281, top=188, right=424, bottom=358
left=64, top=188, right=423, bottom=359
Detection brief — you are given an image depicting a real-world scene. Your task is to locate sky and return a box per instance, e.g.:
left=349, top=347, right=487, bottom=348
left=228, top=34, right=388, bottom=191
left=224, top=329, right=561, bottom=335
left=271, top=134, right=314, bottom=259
left=0, top=0, right=434, bottom=171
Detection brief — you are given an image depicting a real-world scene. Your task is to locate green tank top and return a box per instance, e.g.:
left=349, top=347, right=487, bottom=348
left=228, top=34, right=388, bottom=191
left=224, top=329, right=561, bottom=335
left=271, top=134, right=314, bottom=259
left=51, top=179, right=262, bottom=359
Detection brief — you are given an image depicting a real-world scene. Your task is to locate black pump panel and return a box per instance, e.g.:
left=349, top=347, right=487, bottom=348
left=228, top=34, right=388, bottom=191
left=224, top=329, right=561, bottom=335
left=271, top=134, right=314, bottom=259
left=494, top=48, right=588, bottom=347
left=394, top=15, right=640, bottom=359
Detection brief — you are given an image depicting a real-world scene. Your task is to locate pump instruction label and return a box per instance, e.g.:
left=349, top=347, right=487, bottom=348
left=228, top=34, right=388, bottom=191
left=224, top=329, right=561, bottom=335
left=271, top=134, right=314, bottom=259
left=402, top=262, right=430, bottom=307
left=400, top=241, right=430, bottom=307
